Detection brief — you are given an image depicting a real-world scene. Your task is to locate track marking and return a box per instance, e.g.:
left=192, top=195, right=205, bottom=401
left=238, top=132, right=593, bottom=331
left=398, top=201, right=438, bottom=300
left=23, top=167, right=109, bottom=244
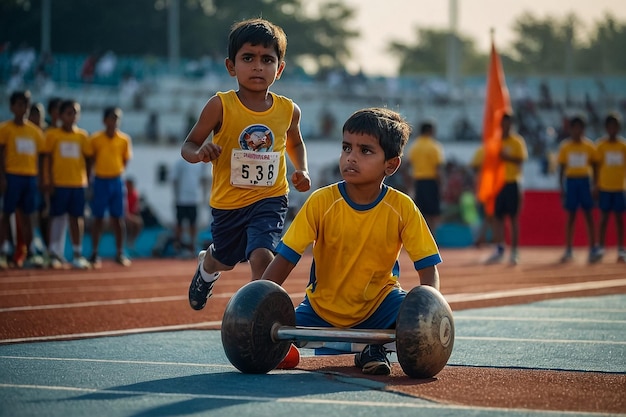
left=456, top=336, right=626, bottom=345
left=454, top=316, right=626, bottom=324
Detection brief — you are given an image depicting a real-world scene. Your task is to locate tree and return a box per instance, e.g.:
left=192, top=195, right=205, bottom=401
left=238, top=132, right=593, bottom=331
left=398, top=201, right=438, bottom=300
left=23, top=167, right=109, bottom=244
left=578, top=13, right=626, bottom=74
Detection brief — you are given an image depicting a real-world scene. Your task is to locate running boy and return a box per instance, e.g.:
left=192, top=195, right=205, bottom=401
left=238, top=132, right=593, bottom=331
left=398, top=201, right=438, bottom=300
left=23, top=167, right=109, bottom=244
left=45, top=99, right=93, bottom=269
left=595, top=112, right=626, bottom=262
left=0, top=90, right=46, bottom=269
left=182, top=18, right=310, bottom=310
left=261, top=108, right=442, bottom=376
left=557, top=114, right=601, bottom=263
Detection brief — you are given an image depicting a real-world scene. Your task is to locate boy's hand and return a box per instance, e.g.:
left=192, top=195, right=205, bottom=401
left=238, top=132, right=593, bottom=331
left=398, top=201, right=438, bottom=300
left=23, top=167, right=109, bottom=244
left=291, top=170, right=311, bottom=192
left=195, top=142, right=222, bottom=163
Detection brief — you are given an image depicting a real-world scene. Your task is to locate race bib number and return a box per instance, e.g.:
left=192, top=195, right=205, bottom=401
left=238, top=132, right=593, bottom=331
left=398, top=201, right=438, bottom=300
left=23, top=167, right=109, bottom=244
left=59, top=141, right=80, bottom=158
left=16, top=137, right=36, bottom=155
left=567, top=152, right=587, bottom=168
left=605, top=151, right=623, bottom=166
left=230, top=149, right=279, bottom=188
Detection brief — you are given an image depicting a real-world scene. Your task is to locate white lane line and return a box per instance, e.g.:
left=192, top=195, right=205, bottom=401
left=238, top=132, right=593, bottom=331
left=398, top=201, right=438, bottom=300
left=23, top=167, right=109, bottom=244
left=0, top=382, right=612, bottom=415
left=0, top=321, right=222, bottom=344
left=456, top=336, right=626, bottom=345
left=445, top=278, right=626, bottom=302
left=0, top=283, right=186, bottom=296
left=0, top=268, right=192, bottom=283
left=454, top=316, right=626, bottom=324
left=0, top=355, right=230, bottom=367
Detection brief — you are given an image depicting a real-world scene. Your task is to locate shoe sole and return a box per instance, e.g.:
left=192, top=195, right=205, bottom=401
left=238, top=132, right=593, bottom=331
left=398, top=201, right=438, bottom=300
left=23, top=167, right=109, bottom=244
left=361, top=362, right=391, bottom=375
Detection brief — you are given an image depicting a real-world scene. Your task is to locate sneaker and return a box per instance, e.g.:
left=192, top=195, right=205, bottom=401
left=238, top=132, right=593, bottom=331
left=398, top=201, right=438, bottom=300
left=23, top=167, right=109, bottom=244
left=89, top=254, right=102, bottom=269
left=115, top=254, right=132, bottom=267
left=23, top=254, right=45, bottom=269
left=509, top=250, right=519, bottom=265
left=275, top=344, right=300, bottom=369
left=588, top=247, right=603, bottom=264
left=71, top=256, right=91, bottom=270
left=188, top=250, right=219, bottom=310
left=617, top=249, right=626, bottom=263
left=0, top=254, right=8, bottom=270
left=560, top=249, right=573, bottom=263
left=485, top=248, right=504, bottom=265
left=49, top=253, right=69, bottom=270
left=354, top=344, right=391, bottom=375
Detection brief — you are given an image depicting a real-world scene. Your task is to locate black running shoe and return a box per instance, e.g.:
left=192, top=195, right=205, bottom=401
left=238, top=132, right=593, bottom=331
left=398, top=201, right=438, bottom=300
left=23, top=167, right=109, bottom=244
left=354, top=344, right=391, bottom=375
left=188, top=250, right=219, bottom=310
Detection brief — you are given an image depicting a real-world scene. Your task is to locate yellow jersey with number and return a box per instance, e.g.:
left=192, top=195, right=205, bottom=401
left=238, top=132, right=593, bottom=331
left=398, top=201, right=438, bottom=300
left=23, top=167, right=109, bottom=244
left=0, top=120, right=45, bottom=176
left=209, top=90, right=294, bottom=209
left=276, top=182, right=442, bottom=328
left=596, top=137, right=626, bottom=191
left=558, top=137, right=598, bottom=178
left=46, top=126, right=92, bottom=187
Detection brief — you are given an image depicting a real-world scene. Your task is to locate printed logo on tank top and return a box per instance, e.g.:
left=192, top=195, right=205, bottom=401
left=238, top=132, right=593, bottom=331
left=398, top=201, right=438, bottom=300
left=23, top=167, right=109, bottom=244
left=239, top=124, right=274, bottom=152
left=231, top=124, right=280, bottom=187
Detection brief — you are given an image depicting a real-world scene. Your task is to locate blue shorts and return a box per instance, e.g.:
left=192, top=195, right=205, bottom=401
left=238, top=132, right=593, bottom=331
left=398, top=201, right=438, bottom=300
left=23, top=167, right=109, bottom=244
left=295, top=287, right=407, bottom=329
left=210, top=196, right=288, bottom=266
left=50, top=187, right=86, bottom=217
left=563, top=177, right=594, bottom=212
left=414, top=179, right=440, bottom=216
left=91, top=176, right=125, bottom=218
left=3, top=174, right=37, bottom=215
left=598, top=190, right=626, bottom=213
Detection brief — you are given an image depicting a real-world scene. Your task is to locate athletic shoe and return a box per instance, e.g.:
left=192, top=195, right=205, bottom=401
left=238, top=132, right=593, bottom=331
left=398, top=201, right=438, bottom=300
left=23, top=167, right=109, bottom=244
left=89, top=254, right=102, bottom=269
left=115, top=254, right=132, bottom=267
left=0, top=254, right=8, bottom=270
left=617, top=249, right=626, bottom=263
left=275, top=344, right=300, bottom=369
left=188, top=250, right=219, bottom=310
left=509, top=250, right=519, bottom=265
left=71, top=256, right=91, bottom=270
left=49, top=253, right=69, bottom=270
left=560, top=249, right=573, bottom=263
left=485, top=248, right=504, bottom=265
left=23, top=254, right=45, bottom=269
left=588, top=247, right=603, bottom=264
left=354, top=344, right=391, bottom=375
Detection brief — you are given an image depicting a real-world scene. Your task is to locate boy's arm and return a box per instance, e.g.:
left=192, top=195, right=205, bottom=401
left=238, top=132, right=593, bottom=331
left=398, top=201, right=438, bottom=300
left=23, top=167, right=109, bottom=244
left=260, top=254, right=296, bottom=285
left=285, top=104, right=311, bottom=192
left=181, top=96, right=223, bottom=164
left=417, top=265, right=440, bottom=291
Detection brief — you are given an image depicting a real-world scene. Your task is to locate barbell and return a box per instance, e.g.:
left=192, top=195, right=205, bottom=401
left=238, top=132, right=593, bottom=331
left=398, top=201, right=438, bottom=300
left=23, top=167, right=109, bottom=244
left=221, top=279, right=454, bottom=378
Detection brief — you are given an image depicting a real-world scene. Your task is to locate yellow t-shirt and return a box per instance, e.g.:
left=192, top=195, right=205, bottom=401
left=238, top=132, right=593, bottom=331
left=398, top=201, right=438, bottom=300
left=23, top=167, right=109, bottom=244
left=407, top=135, right=444, bottom=179
left=501, top=133, right=528, bottom=182
left=469, top=146, right=484, bottom=171
left=209, top=90, right=294, bottom=209
left=0, top=120, right=45, bottom=176
left=277, top=182, right=441, bottom=328
left=46, top=126, right=92, bottom=187
left=557, top=137, right=598, bottom=178
left=595, top=137, right=626, bottom=191
left=90, top=130, right=133, bottom=178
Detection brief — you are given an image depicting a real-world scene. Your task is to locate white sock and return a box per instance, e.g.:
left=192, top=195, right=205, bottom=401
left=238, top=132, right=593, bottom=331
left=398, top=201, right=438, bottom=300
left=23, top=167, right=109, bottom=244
left=200, top=267, right=220, bottom=283
left=49, top=216, right=65, bottom=256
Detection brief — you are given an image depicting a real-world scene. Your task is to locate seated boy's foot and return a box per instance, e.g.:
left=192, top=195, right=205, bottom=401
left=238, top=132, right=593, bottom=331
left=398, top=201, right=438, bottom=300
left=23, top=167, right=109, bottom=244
left=115, top=254, right=132, bottom=267
left=71, top=256, right=91, bottom=270
left=275, top=344, right=300, bottom=369
left=188, top=251, right=219, bottom=310
left=354, top=344, right=391, bottom=375
left=89, top=254, right=102, bottom=269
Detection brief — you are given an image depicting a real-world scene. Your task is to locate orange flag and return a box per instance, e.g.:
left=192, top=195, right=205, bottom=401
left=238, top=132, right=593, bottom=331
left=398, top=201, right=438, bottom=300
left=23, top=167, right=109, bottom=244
left=478, top=36, right=511, bottom=216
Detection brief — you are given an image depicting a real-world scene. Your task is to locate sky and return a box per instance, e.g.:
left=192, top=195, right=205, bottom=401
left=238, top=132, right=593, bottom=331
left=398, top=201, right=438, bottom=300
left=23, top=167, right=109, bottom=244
left=307, top=0, right=626, bottom=76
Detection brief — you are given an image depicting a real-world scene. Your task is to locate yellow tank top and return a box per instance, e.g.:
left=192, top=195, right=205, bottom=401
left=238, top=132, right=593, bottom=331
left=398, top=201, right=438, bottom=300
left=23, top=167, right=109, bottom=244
left=210, top=90, right=293, bottom=209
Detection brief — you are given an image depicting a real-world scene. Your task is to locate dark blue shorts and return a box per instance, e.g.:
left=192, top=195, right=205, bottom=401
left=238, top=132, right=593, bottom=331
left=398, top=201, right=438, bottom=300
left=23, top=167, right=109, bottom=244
left=50, top=187, right=86, bottom=217
left=495, top=182, right=521, bottom=219
left=210, top=195, right=288, bottom=266
left=295, top=287, right=407, bottom=329
left=598, top=191, right=626, bottom=213
left=413, top=179, right=440, bottom=216
left=563, top=177, right=594, bottom=212
left=91, top=176, right=125, bottom=218
left=3, top=174, right=37, bottom=215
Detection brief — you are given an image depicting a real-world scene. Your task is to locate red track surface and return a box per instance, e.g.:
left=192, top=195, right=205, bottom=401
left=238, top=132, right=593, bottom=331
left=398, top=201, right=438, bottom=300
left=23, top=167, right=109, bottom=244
left=1, top=247, right=625, bottom=413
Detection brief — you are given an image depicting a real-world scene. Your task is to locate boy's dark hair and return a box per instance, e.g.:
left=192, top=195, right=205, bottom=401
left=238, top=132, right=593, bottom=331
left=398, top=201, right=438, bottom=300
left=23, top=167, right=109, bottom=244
left=228, top=18, right=287, bottom=62
left=10, top=90, right=31, bottom=105
left=343, top=108, right=411, bottom=160
left=47, top=97, right=62, bottom=113
left=570, top=114, right=586, bottom=128
left=59, top=99, right=79, bottom=114
left=605, top=112, right=622, bottom=127
left=103, top=106, right=121, bottom=119
left=419, top=120, right=435, bottom=135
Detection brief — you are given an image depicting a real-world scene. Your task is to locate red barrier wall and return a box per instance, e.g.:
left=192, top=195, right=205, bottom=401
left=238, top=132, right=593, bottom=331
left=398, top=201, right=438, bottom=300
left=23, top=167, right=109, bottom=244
left=518, top=191, right=621, bottom=247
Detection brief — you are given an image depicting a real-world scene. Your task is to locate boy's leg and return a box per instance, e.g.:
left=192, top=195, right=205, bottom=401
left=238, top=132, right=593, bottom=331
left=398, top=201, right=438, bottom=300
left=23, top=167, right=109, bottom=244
left=561, top=211, right=576, bottom=262
left=188, top=246, right=229, bottom=310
